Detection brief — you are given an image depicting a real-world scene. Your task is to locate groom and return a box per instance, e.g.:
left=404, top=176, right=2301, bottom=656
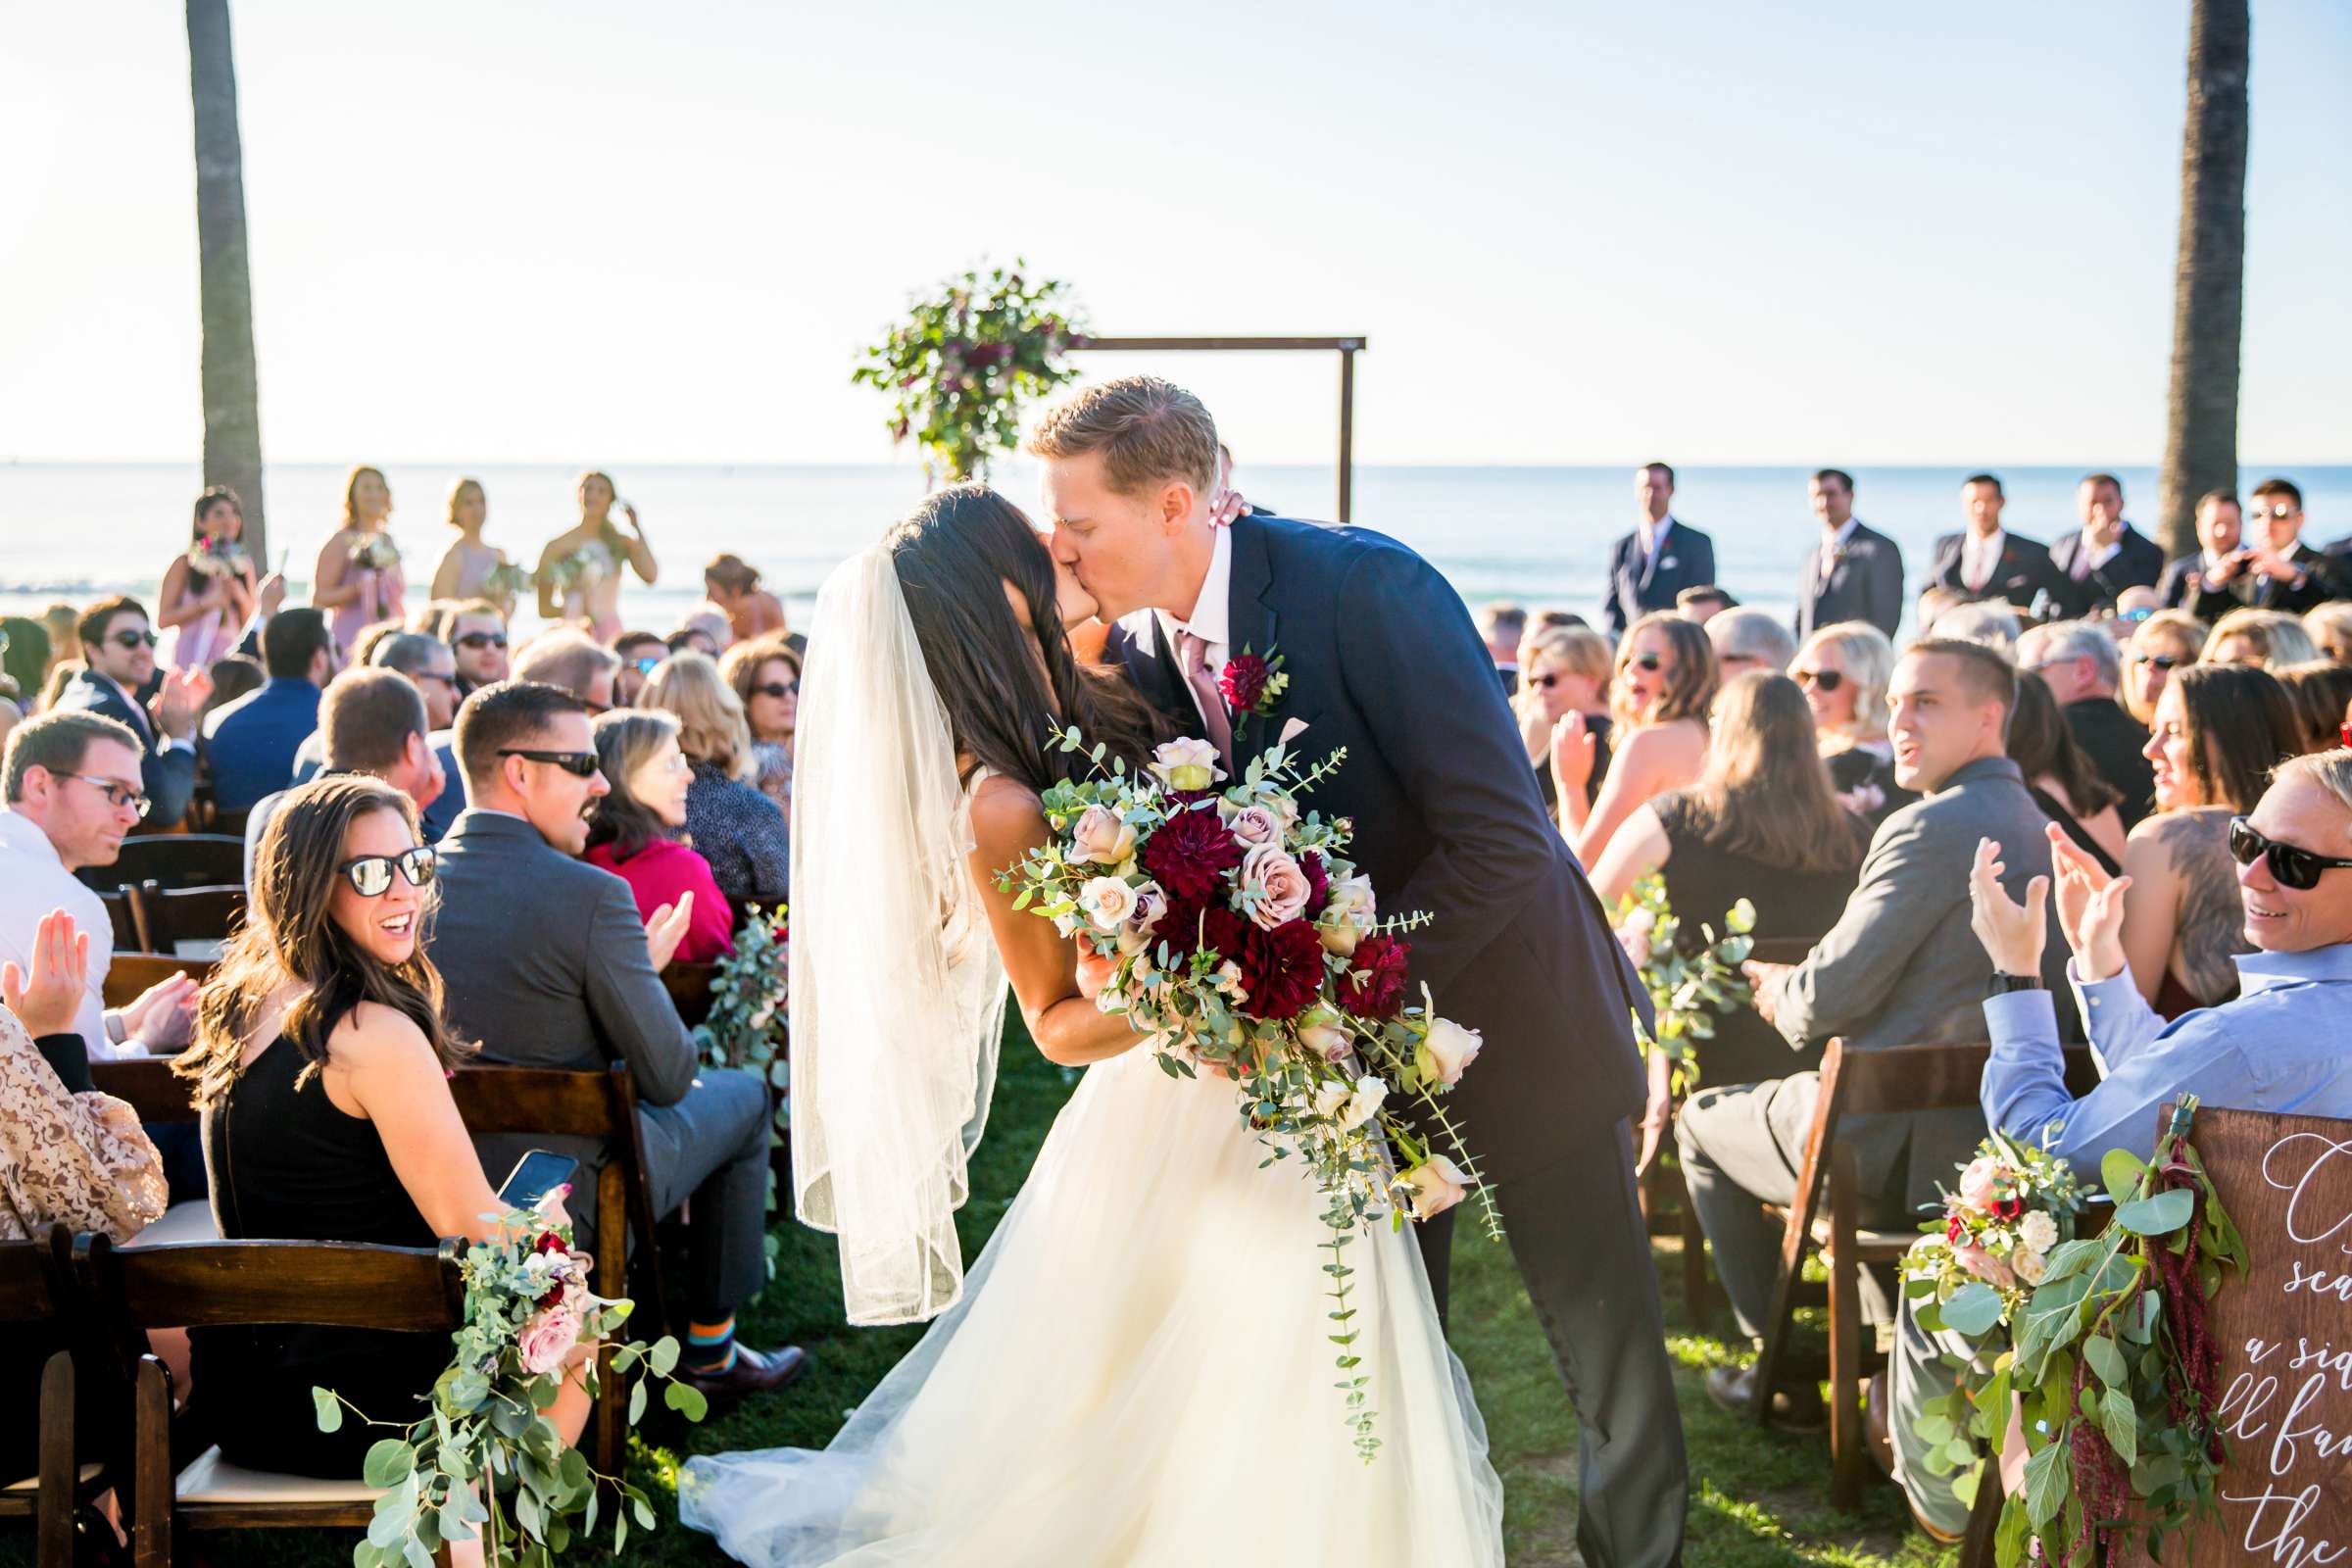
left=1030, top=377, right=1687, bottom=1568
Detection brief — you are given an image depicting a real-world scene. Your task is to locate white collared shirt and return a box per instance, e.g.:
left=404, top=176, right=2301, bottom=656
left=1961, top=527, right=2006, bottom=590
left=1638, top=514, right=1674, bottom=564
left=2080, top=528, right=2123, bottom=571
left=1819, top=516, right=1860, bottom=575
left=0, top=808, right=119, bottom=1057
left=1138, top=525, right=1235, bottom=739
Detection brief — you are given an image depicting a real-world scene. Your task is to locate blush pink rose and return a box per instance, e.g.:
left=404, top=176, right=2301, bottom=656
left=1957, top=1156, right=2005, bottom=1214
left=1952, top=1243, right=2017, bottom=1292
left=1221, top=803, right=1284, bottom=848
left=1241, top=843, right=1312, bottom=930
left=517, top=1302, right=583, bottom=1376
left=1070, top=805, right=1138, bottom=866
left=1404, top=1155, right=1470, bottom=1221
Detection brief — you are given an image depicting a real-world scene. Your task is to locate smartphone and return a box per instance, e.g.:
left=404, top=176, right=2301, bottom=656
left=498, top=1150, right=581, bottom=1210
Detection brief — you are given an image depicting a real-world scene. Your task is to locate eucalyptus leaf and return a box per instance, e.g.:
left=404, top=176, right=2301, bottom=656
left=314, top=1386, right=343, bottom=1434
left=2101, top=1147, right=2149, bottom=1200
left=363, top=1439, right=416, bottom=1489
left=666, top=1379, right=710, bottom=1421
left=629, top=1378, right=648, bottom=1426
left=647, top=1337, right=680, bottom=1378
left=2114, top=1189, right=2195, bottom=1236
left=1941, top=1281, right=2006, bottom=1338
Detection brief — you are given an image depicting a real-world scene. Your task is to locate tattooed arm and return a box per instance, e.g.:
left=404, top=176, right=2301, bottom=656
left=2118, top=809, right=2246, bottom=1008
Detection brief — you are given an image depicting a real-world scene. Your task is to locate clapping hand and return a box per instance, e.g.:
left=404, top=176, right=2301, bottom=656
left=256, top=571, right=288, bottom=617
left=2045, top=824, right=2132, bottom=982
left=151, top=665, right=213, bottom=743
left=1966, top=837, right=2048, bottom=978
left=2, top=908, right=91, bottom=1038
left=645, top=893, right=695, bottom=973
left=119, top=968, right=199, bottom=1051
left=1549, top=710, right=1596, bottom=795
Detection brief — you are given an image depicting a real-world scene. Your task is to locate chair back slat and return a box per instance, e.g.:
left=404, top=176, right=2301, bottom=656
left=0, top=1229, right=67, bottom=1323
left=1836, top=1041, right=2102, bottom=1117
left=82, top=1236, right=464, bottom=1334
left=76, top=835, right=246, bottom=896
left=88, top=1057, right=200, bottom=1124
left=452, top=1064, right=626, bottom=1138
left=126, top=881, right=246, bottom=956
left=101, top=954, right=218, bottom=1011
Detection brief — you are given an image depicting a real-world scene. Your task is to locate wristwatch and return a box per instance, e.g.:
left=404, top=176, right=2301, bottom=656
left=1986, top=972, right=2045, bottom=997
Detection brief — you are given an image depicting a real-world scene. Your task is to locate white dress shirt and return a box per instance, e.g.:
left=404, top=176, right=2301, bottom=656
left=2078, top=530, right=2123, bottom=572
left=1132, top=524, right=1235, bottom=739
left=1960, top=528, right=2006, bottom=591
left=0, top=808, right=120, bottom=1056
left=1638, top=515, right=1673, bottom=565
left=1818, top=517, right=1860, bottom=576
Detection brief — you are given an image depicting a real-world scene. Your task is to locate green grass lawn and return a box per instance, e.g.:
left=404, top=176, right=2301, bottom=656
left=6, top=1023, right=1961, bottom=1567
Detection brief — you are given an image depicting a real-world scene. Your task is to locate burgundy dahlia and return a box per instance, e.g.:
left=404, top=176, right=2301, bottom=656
left=1218, top=653, right=1272, bottom=712
left=1298, top=851, right=1331, bottom=919
left=1234, top=918, right=1327, bottom=1021
left=1196, top=906, right=1251, bottom=968
left=1338, top=935, right=1412, bottom=1020
left=1141, top=806, right=1245, bottom=900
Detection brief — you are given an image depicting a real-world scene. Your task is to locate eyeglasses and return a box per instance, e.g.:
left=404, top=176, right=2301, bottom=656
left=2255, top=504, right=2297, bottom=521
left=339, top=845, right=437, bottom=898
left=630, top=655, right=664, bottom=675
left=2130, top=653, right=2182, bottom=670
left=1792, top=667, right=1845, bottom=693
left=109, top=629, right=159, bottom=651
left=1624, top=652, right=1667, bottom=673
left=453, top=632, right=508, bottom=651
left=499, top=749, right=602, bottom=777
left=751, top=682, right=799, bottom=700
left=63, top=774, right=151, bottom=818
left=1530, top=672, right=1563, bottom=691
left=2227, top=816, right=2352, bottom=892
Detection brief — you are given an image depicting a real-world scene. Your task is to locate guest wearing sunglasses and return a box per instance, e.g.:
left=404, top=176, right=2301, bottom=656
left=1514, top=622, right=1614, bottom=821
left=719, top=634, right=802, bottom=813
left=430, top=681, right=808, bottom=1404
left=441, top=600, right=512, bottom=697
left=585, top=710, right=736, bottom=962
left=2173, top=479, right=2341, bottom=619
left=2117, top=609, right=2205, bottom=725
left=612, top=630, right=668, bottom=708
left=1554, top=612, right=1716, bottom=871
left=1789, top=621, right=1908, bottom=823
left=54, top=596, right=211, bottom=832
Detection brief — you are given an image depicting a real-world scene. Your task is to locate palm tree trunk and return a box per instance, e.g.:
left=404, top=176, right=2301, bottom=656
left=2155, top=0, right=2250, bottom=562
left=187, top=0, right=267, bottom=562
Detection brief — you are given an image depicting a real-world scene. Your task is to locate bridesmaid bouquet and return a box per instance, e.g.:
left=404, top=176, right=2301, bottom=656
left=186, top=535, right=251, bottom=580
left=545, top=546, right=609, bottom=595
left=351, top=531, right=402, bottom=570
left=999, top=727, right=1496, bottom=1459
left=482, top=561, right=534, bottom=600
left=312, top=1209, right=703, bottom=1564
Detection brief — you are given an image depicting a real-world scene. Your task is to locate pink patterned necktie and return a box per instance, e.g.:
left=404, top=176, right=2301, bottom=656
left=1175, top=629, right=1235, bottom=768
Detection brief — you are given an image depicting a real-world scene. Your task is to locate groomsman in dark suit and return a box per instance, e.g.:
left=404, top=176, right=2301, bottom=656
left=1921, top=473, right=2055, bottom=613
left=49, top=597, right=209, bottom=832
left=1604, top=463, right=1716, bottom=637
left=2041, top=473, right=2165, bottom=619
left=2165, top=478, right=2343, bottom=619
left=1795, top=468, right=1903, bottom=640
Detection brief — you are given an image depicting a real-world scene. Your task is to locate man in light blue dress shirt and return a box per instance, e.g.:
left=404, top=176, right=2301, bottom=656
left=1886, top=752, right=2352, bottom=1541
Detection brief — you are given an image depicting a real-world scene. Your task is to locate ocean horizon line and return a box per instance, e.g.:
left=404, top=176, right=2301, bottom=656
left=9, top=456, right=2348, bottom=472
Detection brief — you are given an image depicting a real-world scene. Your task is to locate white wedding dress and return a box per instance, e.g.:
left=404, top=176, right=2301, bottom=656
left=678, top=546, right=1503, bottom=1566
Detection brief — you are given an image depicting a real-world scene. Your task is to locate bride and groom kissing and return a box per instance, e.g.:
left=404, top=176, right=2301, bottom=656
left=680, top=377, right=1690, bottom=1566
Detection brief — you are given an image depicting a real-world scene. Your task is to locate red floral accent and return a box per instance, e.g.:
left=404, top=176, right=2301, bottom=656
left=1338, top=935, right=1411, bottom=1020
left=1298, top=851, right=1331, bottom=919
left=1232, top=918, right=1327, bottom=1021
left=1140, top=805, right=1245, bottom=900
left=1195, top=906, right=1251, bottom=967
left=1218, top=653, right=1272, bottom=713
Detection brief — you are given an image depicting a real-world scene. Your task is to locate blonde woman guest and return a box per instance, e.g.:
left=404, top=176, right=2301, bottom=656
left=2120, top=609, right=2206, bottom=725
left=584, top=711, right=736, bottom=963
left=428, top=478, right=516, bottom=614
left=157, top=486, right=260, bottom=672
left=718, top=635, right=800, bottom=812
left=38, top=606, right=81, bottom=689
left=537, top=470, right=657, bottom=642
left=2202, top=606, right=2319, bottom=669
left=2278, top=661, right=2352, bottom=755
left=2303, top=602, right=2352, bottom=664
left=641, top=653, right=787, bottom=908
left=1554, top=611, right=1715, bottom=870
left=1514, top=621, right=1613, bottom=818
left=312, top=466, right=407, bottom=650
left=1791, top=620, right=1905, bottom=819
left=2119, top=662, right=2302, bottom=1016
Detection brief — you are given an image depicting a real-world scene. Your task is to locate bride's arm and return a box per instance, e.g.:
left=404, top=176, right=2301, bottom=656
left=966, top=778, right=1147, bottom=1067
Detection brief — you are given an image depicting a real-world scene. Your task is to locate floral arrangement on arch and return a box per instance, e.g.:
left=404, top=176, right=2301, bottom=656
left=313, top=1209, right=705, bottom=1564
left=997, top=724, right=1494, bottom=1461
left=853, top=259, right=1089, bottom=483
left=1613, top=874, right=1754, bottom=1083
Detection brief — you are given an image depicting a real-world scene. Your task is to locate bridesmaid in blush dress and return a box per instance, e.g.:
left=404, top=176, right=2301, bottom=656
left=157, top=485, right=260, bottom=672
left=312, top=466, right=407, bottom=651
left=428, top=477, right=517, bottom=616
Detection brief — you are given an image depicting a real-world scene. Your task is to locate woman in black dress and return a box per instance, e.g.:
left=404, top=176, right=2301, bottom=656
left=1587, top=672, right=1870, bottom=1163
left=172, top=777, right=596, bottom=1481
left=2007, top=671, right=2127, bottom=872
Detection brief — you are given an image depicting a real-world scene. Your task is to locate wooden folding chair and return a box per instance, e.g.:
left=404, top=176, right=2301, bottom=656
left=100, top=953, right=218, bottom=1011
left=76, top=834, right=246, bottom=897
left=124, top=881, right=246, bottom=957
left=661, top=959, right=721, bottom=1030
left=74, top=1234, right=464, bottom=1568
left=95, top=889, right=142, bottom=953
left=0, top=1226, right=95, bottom=1568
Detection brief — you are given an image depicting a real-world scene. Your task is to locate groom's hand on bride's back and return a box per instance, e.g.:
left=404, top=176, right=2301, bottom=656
left=1209, top=490, right=1249, bottom=529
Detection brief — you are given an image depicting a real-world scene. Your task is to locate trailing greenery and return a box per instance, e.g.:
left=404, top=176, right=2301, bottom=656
left=1617, top=874, right=1755, bottom=1082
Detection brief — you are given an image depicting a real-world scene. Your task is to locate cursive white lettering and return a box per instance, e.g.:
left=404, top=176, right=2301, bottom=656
left=2221, top=1370, right=2278, bottom=1444
left=2224, top=1484, right=2348, bottom=1565
left=2271, top=1373, right=2352, bottom=1478
left=2263, top=1133, right=2352, bottom=1250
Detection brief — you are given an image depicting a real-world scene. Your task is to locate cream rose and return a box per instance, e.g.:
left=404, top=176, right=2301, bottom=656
left=1076, top=876, right=1139, bottom=932
left=1150, top=738, right=1223, bottom=793
left=2013, top=1248, right=2048, bottom=1286
left=1241, top=843, right=1313, bottom=930
left=1070, top=805, right=1138, bottom=866
left=1341, top=1074, right=1388, bottom=1130
left=1116, top=880, right=1169, bottom=956
left=2018, top=1210, right=2058, bottom=1254
left=1404, top=1155, right=1470, bottom=1221
left=1416, top=1016, right=1484, bottom=1088
left=1312, top=1078, right=1353, bottom=1122
left=1297, top=1007, right=1351, bottom=1063
left=1316, top=875, right=1378, bottom=955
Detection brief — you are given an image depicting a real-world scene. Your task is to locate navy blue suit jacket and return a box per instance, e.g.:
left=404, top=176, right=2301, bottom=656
left=1604, top=518, right=1716, bottom=636
left=202, top=678, right=321, bottom=814
left=53, top=670, right=198, bottom=829
left=1110, top=514, right=1651, bottom=1177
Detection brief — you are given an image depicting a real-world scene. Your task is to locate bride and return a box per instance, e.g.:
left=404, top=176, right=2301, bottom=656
left=679, top=486, right=1504, bottom=1566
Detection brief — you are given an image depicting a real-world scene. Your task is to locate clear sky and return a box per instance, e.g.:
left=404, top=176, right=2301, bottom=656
left=3, top=0, right=2345, bottom=467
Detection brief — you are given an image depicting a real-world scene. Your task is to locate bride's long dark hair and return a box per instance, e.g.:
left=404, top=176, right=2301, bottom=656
left=885, top=484, right=1161, bottom=793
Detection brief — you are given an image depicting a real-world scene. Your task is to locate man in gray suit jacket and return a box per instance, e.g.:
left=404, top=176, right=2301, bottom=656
left=1678, top=639, right=2070, bottom=1419
left=1795, top=468, right=1906, bottom=640
left=428, top=681, right=808, bottom=1403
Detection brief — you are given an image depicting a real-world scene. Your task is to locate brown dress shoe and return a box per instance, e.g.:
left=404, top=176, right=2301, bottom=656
left=1866, top=1371, right=1895, bottom=1478
left=677, top=1344, right=812, bottom=1408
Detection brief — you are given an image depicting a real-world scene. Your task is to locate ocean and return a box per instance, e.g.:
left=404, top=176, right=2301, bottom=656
left=7, top=461, right=2349, bottom=644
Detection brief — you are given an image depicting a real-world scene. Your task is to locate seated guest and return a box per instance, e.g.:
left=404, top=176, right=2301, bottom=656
left=2007, top=671, right=2127, bottom=868
left=53, top=596, right=209, bottom=830
left=2119, top=662, right=2299, bottom=1016
left=201, top=653, right=265, bottom=720
left=430, top=682, right=807, bottom=1400
left=1704, top=607, right=1796, bottom=678
left=173, top=776, right=595, bottom=1495
left=0, top=698, right=16, bottom=750
left=2042, top=472, right=2165, bottom=620
left=2119, top=609, right=2206, bottom=725
left=1, top=712, right=200, bottom=1058
left=1792, top=621, right=1907, bottom=821
left=705, top=554, right=786, bottom=645
left=368, top=632, right=466, bottom=838
left=2305, top=601, right=2352, bottom=663
left=2017, top=618, right=2154, bottom=826
left=667, top=621, right=722, bottom=660
left=1889, top=760, right=2352, bottom=1540
left=719, top=634, right=801, bottom=814
left=1676, top=585, right=1737, bottom=623
left=247, top=668, right=445, bottom=889
left=1516, top=622, right=1615, bottom=820
left=2278, top=660, right=2352, bottom=754
left=612, top=629, right=668, bottom=708
left=1478, top=602, right=1527, bottom=695
left=1922, top=598, right=2021, bottom=658
left=2203, top=605, right=2321, bottom=670
left=1682, top=640, right=2071, bottom=1421
left=441, top=599, right=511, bottom=697
left=512, top=626, right=618, bottom=713
left=1590, top=672, right=1868, bottom=1135
left=0, top=617, right=50, bottom=710
left=1557, top=611, right=1715, bottom=869
left=203, top=607, right=336, bottom=815
left=585, top=711, right=736, bottom=962
left=2224, top=477, right=2341, bottom=614
left=1922, top=472, right=2054, bottom=612
left=642, top=653, right=790, bottom=909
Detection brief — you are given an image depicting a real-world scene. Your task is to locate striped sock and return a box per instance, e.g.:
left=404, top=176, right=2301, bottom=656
left=687, top=1316, right=738, bottom=1373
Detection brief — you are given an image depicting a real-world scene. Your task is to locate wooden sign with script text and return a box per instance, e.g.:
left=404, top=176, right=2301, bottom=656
left=2172, top=1104, right=2352, bottom=1567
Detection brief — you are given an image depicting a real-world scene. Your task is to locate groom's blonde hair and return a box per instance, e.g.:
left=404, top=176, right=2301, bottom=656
left=1027, top=375, right=1219, bottom=498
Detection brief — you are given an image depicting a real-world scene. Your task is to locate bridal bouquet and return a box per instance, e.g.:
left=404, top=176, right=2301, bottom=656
left=313, top=1208, right=705, bottom=1564
left=186, top=534, right=251, bottom=581
left=999, top=728, right=1495, bottom=1459
left=351, top=531, right=402, bottom=570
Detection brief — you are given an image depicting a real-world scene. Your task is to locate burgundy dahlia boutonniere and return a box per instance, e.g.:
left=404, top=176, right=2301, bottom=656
left=1216, top=644, right=1289, bottom=720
